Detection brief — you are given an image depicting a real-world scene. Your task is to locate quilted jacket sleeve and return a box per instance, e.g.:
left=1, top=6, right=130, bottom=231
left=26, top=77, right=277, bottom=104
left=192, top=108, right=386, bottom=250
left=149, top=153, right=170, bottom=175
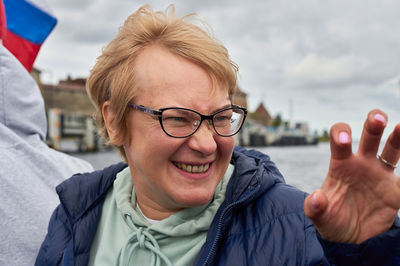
left=317, top=218, right=400, bottom=265
left=35, top=204, right=72, bottom=266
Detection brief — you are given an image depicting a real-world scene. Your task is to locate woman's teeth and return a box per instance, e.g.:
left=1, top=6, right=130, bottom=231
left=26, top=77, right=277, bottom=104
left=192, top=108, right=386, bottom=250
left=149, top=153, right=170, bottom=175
left=174, top=162, right=210, bottom=173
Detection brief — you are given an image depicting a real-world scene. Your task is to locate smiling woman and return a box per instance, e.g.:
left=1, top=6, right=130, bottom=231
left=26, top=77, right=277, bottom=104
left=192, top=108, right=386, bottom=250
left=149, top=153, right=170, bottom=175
left=35, top=4, right=400, bottom=266
left=106, top=44, right=237, bottom=221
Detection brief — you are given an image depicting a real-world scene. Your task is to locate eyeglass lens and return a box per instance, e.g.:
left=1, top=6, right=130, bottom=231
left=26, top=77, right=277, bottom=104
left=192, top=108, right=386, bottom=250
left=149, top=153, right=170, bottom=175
left=161, top=108, right=244, bottom=137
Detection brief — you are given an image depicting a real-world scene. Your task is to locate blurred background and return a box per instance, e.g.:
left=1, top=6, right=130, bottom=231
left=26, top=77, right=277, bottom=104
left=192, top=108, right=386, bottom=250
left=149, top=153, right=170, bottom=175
left=34, top=0, right=400, bottom=141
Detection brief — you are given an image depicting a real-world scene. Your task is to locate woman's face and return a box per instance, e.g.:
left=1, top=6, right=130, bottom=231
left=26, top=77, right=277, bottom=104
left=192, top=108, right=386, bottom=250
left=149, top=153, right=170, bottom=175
left=123, top=45, right=234, bottom=219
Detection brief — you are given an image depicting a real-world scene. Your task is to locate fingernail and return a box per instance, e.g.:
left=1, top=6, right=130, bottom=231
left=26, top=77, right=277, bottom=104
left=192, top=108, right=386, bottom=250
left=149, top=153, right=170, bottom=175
left=338, top=131, right=350, bottom=144
left=374, top=114, right=386, bottom=124
left=311, top=193, right=319, bottom=211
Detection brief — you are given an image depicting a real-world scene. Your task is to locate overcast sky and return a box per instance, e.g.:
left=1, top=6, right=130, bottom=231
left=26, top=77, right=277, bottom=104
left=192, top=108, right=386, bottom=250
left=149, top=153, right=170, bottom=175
left=34, top=0, right=400, bottom=140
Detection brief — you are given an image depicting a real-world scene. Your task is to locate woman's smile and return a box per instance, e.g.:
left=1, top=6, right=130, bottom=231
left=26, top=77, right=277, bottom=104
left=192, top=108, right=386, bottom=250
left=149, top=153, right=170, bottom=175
left=172, top=159, right=214, bottom=180
left=173, top=161, right=211, bottom=173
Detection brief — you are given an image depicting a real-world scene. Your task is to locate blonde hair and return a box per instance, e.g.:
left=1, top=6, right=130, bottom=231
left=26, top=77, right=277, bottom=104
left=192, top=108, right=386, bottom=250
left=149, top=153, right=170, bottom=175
left=86, top=4, right=238, bottom=161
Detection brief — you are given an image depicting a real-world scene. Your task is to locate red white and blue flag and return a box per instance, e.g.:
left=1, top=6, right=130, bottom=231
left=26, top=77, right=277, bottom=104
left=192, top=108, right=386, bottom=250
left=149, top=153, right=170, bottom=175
left=0, top=0, right=57, bottom=71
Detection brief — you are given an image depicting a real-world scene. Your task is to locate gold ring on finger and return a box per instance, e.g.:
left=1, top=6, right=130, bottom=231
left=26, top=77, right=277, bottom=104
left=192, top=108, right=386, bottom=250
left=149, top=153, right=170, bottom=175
left=377, top=154, right=398, bottom=169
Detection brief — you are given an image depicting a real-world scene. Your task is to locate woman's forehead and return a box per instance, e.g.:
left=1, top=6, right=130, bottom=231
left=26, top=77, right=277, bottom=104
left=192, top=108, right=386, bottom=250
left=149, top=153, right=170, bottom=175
left=136, top=86, right=230, bottom=111
left=132, top=46, right=230, bottom=109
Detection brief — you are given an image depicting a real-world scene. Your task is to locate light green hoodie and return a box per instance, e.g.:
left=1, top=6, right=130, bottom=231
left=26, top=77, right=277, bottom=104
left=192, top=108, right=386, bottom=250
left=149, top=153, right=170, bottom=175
left=89, top=165, right=233, bottom=266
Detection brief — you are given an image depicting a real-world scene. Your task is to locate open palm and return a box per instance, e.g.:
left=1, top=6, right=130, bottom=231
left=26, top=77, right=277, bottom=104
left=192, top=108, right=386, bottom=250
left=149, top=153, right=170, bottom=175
left=304, top=109, right=400, bottom=243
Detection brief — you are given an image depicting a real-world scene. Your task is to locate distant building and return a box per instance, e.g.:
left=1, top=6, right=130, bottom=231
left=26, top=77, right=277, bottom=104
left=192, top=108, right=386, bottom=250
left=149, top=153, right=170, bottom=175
left=295, top=122, right=310, bottom=136
left=249, top=102, right=273, bottom=126
left=40, top=76, right=95, bottom=116
left=232, top=86, right=248, bottom=108
left=232, top=86, right=249, bottom=146
left=31, top=74, right=99, bottom=151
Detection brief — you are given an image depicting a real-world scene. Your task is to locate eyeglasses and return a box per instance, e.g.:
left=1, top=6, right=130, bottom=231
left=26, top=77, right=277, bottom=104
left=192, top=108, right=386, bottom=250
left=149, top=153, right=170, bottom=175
left=128, top=103, right=247, bottom=138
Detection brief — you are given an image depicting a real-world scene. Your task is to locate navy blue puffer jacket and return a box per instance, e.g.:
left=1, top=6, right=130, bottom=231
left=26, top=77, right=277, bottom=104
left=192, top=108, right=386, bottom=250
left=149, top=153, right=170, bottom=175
left=36, top=146, right=400, bottom=265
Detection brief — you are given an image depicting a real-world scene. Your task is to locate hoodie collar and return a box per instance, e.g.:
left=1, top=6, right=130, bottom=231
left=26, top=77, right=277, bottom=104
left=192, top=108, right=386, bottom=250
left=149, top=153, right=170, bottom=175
left=0, top=44, right=47, bottom=140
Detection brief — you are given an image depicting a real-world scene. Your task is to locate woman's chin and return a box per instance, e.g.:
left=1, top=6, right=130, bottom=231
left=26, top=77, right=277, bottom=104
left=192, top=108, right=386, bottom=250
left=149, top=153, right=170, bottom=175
left=174, top=191, right=215, bottom=208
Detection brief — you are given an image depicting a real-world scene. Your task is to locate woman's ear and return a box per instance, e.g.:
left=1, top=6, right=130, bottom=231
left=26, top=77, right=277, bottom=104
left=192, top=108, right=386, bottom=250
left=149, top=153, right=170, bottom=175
left=102, top=101, right=123, bottom=146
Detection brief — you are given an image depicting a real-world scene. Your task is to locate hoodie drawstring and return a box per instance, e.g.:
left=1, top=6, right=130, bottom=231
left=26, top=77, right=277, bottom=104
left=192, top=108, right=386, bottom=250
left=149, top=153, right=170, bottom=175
left=116, top=214, right=172, bottom=266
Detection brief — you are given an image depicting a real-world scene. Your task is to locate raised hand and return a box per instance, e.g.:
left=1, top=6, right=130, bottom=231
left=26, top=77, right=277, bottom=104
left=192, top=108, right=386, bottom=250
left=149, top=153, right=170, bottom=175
left=304, top=109, right=400, bottom=243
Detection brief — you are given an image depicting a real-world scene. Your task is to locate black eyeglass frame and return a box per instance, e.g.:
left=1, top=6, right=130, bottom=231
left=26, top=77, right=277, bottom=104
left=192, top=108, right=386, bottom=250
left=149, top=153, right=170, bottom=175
left=127, top=103, right=247, bottom=138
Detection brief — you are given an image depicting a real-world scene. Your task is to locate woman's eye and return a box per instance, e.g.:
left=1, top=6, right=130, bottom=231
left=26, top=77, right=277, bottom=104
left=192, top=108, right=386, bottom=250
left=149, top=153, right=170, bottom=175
left=215, top=115, right=231, bottom=122
left=163, top=116, right=190, bottom=124
left=173, top=117, right=186, bottom=122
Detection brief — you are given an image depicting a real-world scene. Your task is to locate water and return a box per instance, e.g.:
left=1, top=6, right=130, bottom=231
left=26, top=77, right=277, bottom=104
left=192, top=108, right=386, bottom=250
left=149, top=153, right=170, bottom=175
left=257, top=144, right=330, bottom=193
left=72, top=148, right=122, bottom=171
left=72, top=142, right=399, bottom=194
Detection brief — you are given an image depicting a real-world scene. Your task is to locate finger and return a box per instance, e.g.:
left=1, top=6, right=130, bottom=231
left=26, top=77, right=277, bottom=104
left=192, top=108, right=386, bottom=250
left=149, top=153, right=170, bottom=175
left=330, top=123, right=352, bottom=160
left=379, top=123, right=400, bottom=172
left=358, top=109, right=387, bottom=157
left=304, top=190, right=328, bottom=223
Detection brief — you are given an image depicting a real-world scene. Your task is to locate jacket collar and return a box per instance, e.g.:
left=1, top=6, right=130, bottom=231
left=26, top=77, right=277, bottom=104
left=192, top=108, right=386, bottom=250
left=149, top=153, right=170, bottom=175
left=226, top=146, right=285, bottom=204
left=56, top=162, right=128, bottom=223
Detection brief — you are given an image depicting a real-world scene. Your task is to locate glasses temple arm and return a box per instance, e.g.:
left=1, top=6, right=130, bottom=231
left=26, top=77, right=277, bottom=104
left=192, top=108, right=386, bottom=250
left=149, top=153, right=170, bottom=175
left=128, top=103, right=161, bottom=116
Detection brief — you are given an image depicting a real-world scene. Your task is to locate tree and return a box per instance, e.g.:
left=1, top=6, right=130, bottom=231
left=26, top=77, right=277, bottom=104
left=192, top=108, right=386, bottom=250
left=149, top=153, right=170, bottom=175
left=319, top=129, right=330, bottom=142
left=272, top=114, right=282, bottom=127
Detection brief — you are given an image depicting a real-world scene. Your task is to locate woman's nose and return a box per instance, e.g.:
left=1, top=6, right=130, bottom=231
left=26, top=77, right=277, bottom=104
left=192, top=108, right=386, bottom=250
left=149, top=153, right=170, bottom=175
left=187, top=121, right=217, bottom=155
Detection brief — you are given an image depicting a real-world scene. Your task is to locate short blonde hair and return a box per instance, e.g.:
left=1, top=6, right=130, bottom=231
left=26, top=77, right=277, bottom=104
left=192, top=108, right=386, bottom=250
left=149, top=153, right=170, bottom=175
left=86, top=5, right=238, bottom=161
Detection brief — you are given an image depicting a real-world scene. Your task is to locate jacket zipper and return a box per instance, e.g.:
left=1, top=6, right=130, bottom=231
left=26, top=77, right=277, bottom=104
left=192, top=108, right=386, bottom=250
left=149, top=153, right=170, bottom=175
left=201, top=184, right=258, bottom=266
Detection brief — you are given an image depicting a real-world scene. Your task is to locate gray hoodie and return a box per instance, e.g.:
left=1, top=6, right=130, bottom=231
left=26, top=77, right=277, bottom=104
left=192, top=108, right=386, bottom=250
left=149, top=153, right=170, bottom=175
left=0, top=45, right=93, bottom=266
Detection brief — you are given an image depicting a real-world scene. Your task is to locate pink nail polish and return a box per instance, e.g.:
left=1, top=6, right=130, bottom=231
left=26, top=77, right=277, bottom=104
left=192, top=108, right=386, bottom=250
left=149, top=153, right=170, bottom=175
left=374, top=114, right=386, bottom=124
left=311, top=193, right=319, bottom=211
left=338, top=131, right=350, bottom=144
